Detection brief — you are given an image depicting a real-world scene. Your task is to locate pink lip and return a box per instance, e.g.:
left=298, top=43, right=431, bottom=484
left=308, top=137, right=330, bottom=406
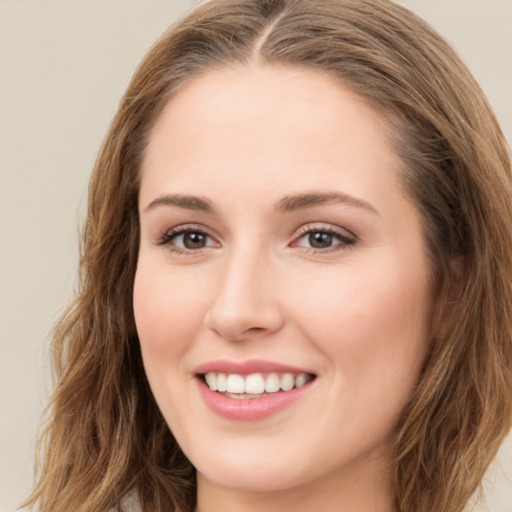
left=196, top=379, right=314, bottom=421
left=194, top=359, right=314, bottom=376
left=194, top=359, right=316, bottom=421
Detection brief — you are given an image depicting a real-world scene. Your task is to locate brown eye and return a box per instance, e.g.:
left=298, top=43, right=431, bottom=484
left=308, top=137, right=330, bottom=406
left=308, top=231, right=333, bottom=249
left=159, top=228, right=218, bottom=251
left=182, top=232, right=208, bottom=249
left=294, top=227, right=355, bottom=252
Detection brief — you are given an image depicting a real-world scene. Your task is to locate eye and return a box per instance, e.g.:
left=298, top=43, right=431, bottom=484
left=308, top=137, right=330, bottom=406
left=157, top=225, right=219, bottom=252
left=292, top=225, right=355, bottom=252
left=173, top=231, right=215, bottom=249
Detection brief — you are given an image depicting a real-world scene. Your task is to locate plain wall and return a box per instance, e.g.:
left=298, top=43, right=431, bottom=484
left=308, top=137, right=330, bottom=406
left=0, top=1, right=510, bottom=511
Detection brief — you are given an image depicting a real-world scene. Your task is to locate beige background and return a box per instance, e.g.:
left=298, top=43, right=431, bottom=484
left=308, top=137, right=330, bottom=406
left=0, top=1, right=510, bottom=511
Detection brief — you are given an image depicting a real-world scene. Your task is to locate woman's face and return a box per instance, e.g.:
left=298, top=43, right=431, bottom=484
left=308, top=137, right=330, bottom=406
left=134, top=65, right=432, bottom=499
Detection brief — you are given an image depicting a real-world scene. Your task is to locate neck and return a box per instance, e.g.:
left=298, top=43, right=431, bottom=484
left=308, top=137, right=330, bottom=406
left=194, top=455, right=395, bottom=512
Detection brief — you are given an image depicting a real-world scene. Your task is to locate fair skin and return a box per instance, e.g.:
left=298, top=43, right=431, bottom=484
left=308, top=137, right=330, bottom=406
left=134, top=64, right=433, bottom=512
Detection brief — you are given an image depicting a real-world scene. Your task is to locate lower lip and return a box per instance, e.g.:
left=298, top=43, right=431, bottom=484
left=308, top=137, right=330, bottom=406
left=197, top=378, right=314, bottom=421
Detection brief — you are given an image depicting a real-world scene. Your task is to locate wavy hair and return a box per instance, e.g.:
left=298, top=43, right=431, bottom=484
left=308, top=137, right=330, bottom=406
left=27, top=1, right=512, bottom=511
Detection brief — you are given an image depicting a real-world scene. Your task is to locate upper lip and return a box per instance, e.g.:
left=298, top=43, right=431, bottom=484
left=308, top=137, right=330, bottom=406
left=194, top=359, right=316, bottom=376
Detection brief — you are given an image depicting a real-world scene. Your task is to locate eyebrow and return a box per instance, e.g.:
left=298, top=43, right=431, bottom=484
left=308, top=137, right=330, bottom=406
left=275, top=191, right=379, bottom=215
left=144, top=194, right=215, bottom=213
left=143, top=191, right=378, bottom=216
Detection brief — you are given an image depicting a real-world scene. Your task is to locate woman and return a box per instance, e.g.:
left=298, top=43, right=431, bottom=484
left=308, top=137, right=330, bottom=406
left=27, top=0, right=512, bottom=511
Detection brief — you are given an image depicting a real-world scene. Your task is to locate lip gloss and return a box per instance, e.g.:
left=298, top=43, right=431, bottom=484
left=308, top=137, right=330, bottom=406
left=194, top=359, right=316, bottom=421
left=196, top=378, right=313, bottom=420
left=195, top=359, right=315, bottom=376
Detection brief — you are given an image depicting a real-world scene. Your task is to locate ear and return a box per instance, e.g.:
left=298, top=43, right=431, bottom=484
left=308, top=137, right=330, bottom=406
left=434, top=257, right=465, bottom=340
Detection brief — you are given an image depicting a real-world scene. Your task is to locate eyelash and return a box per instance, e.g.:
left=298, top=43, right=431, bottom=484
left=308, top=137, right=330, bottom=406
left=156, top=223, right=356, bottom=255
left=156, top=224, right=217, bottom=254
left=291, top=224, right=356, bottom=253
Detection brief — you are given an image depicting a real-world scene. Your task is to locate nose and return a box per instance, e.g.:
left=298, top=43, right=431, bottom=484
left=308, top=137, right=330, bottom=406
left=204, top=247, right=284, bottom=342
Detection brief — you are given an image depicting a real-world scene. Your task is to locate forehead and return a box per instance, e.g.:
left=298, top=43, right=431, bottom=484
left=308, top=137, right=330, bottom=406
left=140, top=64, right=402, bottom=211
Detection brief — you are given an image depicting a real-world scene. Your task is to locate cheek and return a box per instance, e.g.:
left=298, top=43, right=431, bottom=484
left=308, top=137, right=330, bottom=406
left=290, top=259, right=431, bottom=390
left=133, top=260, right=207, bottom=367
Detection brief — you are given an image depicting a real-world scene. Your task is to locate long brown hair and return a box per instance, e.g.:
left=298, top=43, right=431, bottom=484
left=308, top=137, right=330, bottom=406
left=27, top=1, right=512, bottom=511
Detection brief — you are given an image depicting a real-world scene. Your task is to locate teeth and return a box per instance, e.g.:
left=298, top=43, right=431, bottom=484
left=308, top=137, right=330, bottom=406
left=226, top=374, right=245, bottom=394
left=265, top=373, right=280, bottom=393
left=204, top=372, right=217, bottom=391
left=280, top=373, right=294, bottom=391
left=245, top=373, right=265, bottom=394
left=295, top=373, right=308, bottom=388
left=217, top=372, right=227, bottom=392
left=203, top=371, right=313, bottom=395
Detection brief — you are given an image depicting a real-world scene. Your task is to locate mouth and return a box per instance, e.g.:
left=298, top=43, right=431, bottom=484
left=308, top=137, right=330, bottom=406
left=200, top=371, right=316, bottom=399
left=194, top=360, right=317, bottom=419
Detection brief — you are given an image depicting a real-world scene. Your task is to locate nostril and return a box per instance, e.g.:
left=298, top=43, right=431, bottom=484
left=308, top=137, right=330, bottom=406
left=204, top=297, right=285, bottom=341
left=246, top=327, right=265, bottom=333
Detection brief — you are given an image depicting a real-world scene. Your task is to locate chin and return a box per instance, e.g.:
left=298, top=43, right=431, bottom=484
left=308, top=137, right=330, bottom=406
left=199, top=465, right=303, bottom=493
left=193, top=449, right=313, bottom=493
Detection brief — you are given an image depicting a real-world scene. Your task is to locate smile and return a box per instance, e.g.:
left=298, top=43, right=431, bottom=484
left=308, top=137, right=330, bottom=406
left=195, top=361, right=317, bottom=420
left=203, top=371, right=314, bottom=397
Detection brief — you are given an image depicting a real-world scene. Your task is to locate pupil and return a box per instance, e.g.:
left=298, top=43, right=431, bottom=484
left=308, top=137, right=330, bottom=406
left=184, top=232, right=206, bottom=249
left=309, top=231, right=332, bottom=248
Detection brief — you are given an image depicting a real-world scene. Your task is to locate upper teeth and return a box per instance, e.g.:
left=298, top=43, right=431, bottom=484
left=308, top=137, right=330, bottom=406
left=204, top=372, right=311, bottom=395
